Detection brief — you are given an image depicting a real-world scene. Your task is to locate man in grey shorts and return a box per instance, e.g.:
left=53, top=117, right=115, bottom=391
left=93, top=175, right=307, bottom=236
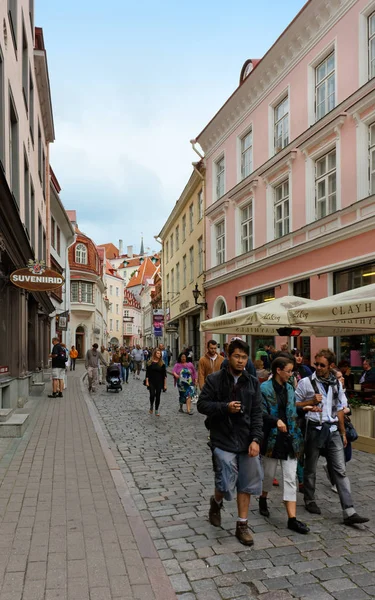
left=197, top=339, right=263, bottom=546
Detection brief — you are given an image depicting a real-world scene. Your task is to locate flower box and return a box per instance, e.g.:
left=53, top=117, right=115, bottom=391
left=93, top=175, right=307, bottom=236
left=350, top=406, right=375, bottom=438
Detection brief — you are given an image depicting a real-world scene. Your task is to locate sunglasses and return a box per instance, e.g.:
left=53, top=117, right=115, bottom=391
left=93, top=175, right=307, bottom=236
left=314, top=362, right=327, bottom=368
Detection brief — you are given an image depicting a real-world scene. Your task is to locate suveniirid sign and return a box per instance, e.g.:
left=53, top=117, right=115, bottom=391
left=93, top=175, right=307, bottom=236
left=10, top=260, right=64, bottom=292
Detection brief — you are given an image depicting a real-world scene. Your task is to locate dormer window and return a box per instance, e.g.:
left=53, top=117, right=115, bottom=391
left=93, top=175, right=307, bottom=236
left=75, top=243, right=87, bottom=264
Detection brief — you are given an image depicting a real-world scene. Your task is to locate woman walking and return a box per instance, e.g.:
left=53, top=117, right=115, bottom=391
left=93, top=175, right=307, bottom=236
left=145, top=349, right=167, bottom=416
left=173, top=352, right=197, bottom=415
left=70, top=346, right=78, bottom=371
left=258, top=356, right=310, bottom=534
left=120, top=348, right=131, bottom=384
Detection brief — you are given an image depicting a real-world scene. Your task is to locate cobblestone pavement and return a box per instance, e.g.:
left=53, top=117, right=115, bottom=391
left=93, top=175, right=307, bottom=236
left=92, top=371, right=375, bottom=600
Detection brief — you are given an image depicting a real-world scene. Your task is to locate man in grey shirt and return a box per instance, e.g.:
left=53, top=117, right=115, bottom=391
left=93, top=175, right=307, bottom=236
left=131, top=345, right=144, bottom=380
left=85, top=344, right=107, bottom=392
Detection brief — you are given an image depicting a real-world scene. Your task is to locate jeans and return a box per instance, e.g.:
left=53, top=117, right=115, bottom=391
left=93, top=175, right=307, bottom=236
left=149, top=384, right=162, bottom=411
left=304, top=423, right=356, bottom=518
left=70, top=358, right=76, bottom=371
left=121, top=365, right=129, bottom=383
left=262, top=456, right=297, bottom=502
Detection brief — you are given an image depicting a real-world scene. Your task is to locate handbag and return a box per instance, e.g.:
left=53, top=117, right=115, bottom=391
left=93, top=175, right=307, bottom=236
left=344, top=416, right=358, bottom=443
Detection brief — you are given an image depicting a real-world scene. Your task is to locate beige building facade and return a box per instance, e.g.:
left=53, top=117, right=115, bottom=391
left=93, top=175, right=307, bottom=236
left=158, top=163, right=206, bottom=362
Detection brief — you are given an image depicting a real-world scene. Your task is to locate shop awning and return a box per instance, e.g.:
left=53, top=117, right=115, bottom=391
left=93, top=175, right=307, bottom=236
left=200, top=294, right=375, bottom=337
left=288, top=284, right=375, bottom=331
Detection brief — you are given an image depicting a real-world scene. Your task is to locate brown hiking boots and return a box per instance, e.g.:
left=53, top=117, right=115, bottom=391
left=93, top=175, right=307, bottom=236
left=208, top=496, right=223, bottom=527
left=235, top=521, right=254, bottom=546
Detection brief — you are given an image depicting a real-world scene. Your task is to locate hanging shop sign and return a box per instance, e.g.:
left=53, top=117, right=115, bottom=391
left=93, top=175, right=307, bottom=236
left=56, top=311, right=69, bottom=331
left=10, top=260, right=64, bottom=292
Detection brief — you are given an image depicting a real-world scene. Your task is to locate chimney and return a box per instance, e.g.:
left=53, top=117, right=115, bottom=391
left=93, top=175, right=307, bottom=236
left=127, top=245, right=133, bottom=258
left=119, top=239, right=123, bottom=255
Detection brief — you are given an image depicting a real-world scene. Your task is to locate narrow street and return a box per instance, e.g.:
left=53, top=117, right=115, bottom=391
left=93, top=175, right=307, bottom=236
left=92, top=369, right=375, bottom=600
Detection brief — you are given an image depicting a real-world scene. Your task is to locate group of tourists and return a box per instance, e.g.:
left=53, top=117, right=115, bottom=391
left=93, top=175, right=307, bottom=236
left=197, top=338, right=369, bottom=547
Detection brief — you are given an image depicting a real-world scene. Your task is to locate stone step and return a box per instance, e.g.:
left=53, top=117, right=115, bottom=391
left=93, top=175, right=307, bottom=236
left=0, top=414, right=29, bottom=437
left=0, top=409, right=13, bottom=422
left=30, top=382, right=45, bottom=396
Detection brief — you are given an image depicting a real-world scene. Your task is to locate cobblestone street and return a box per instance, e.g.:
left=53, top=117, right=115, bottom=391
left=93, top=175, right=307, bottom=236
left=92, top=371, right=375, bottom=600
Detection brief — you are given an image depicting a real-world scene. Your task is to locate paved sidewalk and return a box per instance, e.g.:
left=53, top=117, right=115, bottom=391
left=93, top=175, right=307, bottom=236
left=0, top=367, right=176, bottom=600
left=92, top=371, right=375, bottom=600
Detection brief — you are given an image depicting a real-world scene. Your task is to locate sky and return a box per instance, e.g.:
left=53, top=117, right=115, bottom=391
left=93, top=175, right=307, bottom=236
left=36, top=0, right=307, bottom=256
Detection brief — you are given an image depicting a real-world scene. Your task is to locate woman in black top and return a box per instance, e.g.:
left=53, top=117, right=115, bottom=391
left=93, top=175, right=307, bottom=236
left=145, top=349, right=167, bottom=416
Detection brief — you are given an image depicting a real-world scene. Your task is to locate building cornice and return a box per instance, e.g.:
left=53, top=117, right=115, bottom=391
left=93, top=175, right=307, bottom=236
left=197, top=0, right=358, bottom=157
left=34, top=46, right=55, bottom=143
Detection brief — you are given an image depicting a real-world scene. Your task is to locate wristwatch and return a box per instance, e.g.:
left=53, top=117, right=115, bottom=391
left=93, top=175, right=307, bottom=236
left=252, top=438, right=261, bottom=445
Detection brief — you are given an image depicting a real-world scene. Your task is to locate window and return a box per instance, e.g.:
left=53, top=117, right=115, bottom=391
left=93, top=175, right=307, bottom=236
left=241, top=203, right=253, bottom=252
left=51, top=216, right=55, bottom=248
left=166, top=273, right=170, bottom=297
left=75, top=243, right=87, bottom=264
left=24, top=152, right=30, bottom=239
left=38, top=217, right=42, bottom=260
left=245, top=288, right=275, bottom=306
left=216, top=157, right=225, bottom=199
left=43, top=230, right=46, bottom=262
left=22, top=23, right=28, bottom=110
left=171, top=269, right=174, bottom=296
left=29, top=0, right=34, bottom=32
left=182, top=215, right=186, bottom=241
left=9, top=89, right=19, bottom=205
left=30, top=180, right=35, bottom=251
left=29, top=70, right=34, bottom=142
left=215, top=221, right=225, bottom=265
left=369, top=12, right=375, bottom=79
left=170, top=234, right=174, bottom=257
left=165, top=240, right=169, bottom=263
left=198, top=237, right=203, bottom=274
left=116, top=304, right=119, bottom=314
left=71, top=281, right=79, bottom=302
left=56, top=226, right=60, bottom=255
left=241, top=131, right=253, bottom=179
left=293, top=279, right=310, bottom=299
left=109, top=285, right=113, bottom=295
left=274, top=181, right=289, bottom=238
left=126, top=323, right=132, bottom=334
left=315, top=52, right=335, bottom=120
left=182, top=255, right=187, bottom=288
left=175, top=225, right=179, bottom=250
left=370, top=122, right=375, bottom=194
left=315, top=149, right=336, bottom=218
left=124, top=309, right=129, bottom=317
left=274, top=97, right=289, bottom=152
left=116, top=320, right=119, bottom=332
left=110, top=319, right=113, bottom=330
left=8, top=0, right=17, bottom=51
left=176, top=262, right=180, bottom=293
left=198, top=190, right=203, bottom=220
left=116, top=287, right=119, bottom=296
left=189, top=247, right=194, bottom=282
left=189, top=203, right=194, bottom=232
left=81, top=282, right=93, bottom=303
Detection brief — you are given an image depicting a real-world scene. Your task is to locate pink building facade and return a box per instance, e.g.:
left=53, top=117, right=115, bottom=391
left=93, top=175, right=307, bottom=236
left=197, top=0, right=375, bottom=363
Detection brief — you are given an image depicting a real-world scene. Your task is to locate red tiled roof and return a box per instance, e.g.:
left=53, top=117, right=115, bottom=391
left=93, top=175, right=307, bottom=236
left=97, top=243, right=119, bottom=259
left=126, top=257, right=158, bottom=288
left=66, top=210, right=77, bottom=222
left=105, top=259, right=123, bottom=280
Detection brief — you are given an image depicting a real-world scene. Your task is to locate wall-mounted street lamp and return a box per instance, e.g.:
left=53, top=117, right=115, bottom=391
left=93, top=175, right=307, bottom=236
left=192, top=283, right=207, bottom=309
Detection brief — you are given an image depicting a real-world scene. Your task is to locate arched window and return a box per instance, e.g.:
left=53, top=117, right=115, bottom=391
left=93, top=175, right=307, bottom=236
left=75, top=243, right=87, bottom=264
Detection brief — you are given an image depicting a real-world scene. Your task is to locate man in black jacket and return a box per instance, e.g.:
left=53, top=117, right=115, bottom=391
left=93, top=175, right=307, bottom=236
left=197, top=339, right=263, bottom=546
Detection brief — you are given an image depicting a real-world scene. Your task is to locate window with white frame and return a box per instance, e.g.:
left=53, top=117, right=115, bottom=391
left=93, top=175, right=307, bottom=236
left=274, top=181, right=289, bottom=238
left=240, top=203, right=253, bottom=252
left=75, top=243, right=87, bottom=264
left=183, top=255, right=187, bottom=288
left=189, top=203, right=194, bottom=232
left=216, top=157, right=225, bottom=199
left=370, top=122, right=375, bottom=194
left=116, top=320, right=119, bottom=332
left=110, top=319, right=113, bottom=330
left=116, top=304, right=119, bottom=314
left=124, top=309, right=129, bottom=317
left=81, top=282, right=93, bottom=303
left=189, top=247, right=194, bottom=282
left=126, top=323, right=132, bottom=333
left=315, top=149, right=336, bottom=219
left=109, top=285, right=113, bottom=295
left=369, top=12, right=375, bottom=79
left=175, top=225, right=179, bottom=250
left=274, top=97, right=289, bottom=152
left=116, top=287, right=119, bottom=296
left=171, top=268, right=174, bottom=296
left=182, top=214, right=186, bottom=241
left=216, top=221, right=225, bottom=265
left=315, top=52, right=335, bottom=121
left=198, top=237, right=203, bottom=274
left=176, top=262, right=180, bottom=293
left=198, top=190, right=203, bottom=220
left=71, top=281, right=79, bottom=302
left=241, top=130, right=253, bottom=179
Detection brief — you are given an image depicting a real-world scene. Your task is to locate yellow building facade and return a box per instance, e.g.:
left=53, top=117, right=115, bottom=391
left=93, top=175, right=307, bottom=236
left=158, top=164, right=206, bottom=362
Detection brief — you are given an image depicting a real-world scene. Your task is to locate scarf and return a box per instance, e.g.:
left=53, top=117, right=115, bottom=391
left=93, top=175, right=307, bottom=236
left=315, top=372, right=339, bottom=419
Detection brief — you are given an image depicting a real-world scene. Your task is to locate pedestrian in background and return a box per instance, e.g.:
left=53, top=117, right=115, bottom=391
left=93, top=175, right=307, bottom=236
left=146, top=349, right=167, bottom=416
left=131, top=345, right=143, bottom=380
left=173, top=352, right=197, bottom=415
left=254, top=359, right=270, bottom=382
left=69, top=346, right=78, bottom=371
left=120, top=348, right=130, bottom=384
left=48, top=337, right=66, bottom=398
left=198, top=339, right=224, bottom=390
left=85, top=344, right=107, bottom=392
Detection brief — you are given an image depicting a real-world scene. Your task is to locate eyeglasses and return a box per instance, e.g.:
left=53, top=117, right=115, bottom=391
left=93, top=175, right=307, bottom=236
left=314, top=362, right=327, bottom=368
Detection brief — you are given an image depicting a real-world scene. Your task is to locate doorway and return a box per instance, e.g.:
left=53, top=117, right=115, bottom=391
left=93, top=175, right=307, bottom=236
left=75, top=326, right=85, bottom=358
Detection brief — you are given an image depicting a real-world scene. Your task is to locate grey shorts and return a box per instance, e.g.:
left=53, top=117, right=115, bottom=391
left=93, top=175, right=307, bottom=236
left=213, top=447, right=263, bottom=501
left=52, top=367, right=65, bottom=380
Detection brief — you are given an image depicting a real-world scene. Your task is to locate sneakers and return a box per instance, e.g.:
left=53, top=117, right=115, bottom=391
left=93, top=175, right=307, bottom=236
left=343, top=513, right=369, bottom=526
left=235, top=521, right=254, bottom=546
left=305, top=502, right=321, bottom=515
left=149, top=409, right=153, bottom=414
left=288, top=517, right=310, bottom=534
left=155, top=411, right=160, bottom=417
left=208, top=496, right=223, bottom=527
left=259, top=496, right=270, bottom=517
left=179, top=406, right=184, bottom=413
left=48, top=392, right=58, bottom=398
left=58, top=392, right=63, bottom=398
left=331, top=484, right=338, bottom=493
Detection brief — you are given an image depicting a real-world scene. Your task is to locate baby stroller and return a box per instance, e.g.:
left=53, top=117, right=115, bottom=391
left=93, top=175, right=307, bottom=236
left=106, top=364, right=122, bottom=393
